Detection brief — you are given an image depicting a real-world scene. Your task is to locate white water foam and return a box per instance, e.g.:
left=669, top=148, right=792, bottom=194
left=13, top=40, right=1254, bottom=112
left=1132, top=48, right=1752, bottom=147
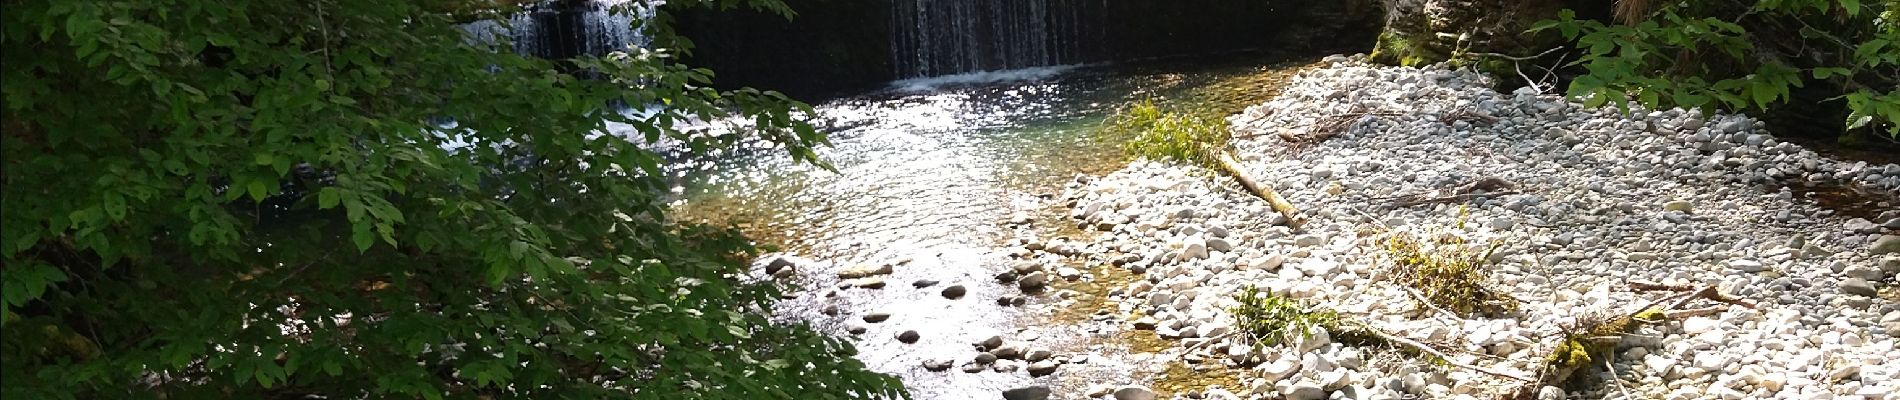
left=887, top=64, right=1085, bottom=92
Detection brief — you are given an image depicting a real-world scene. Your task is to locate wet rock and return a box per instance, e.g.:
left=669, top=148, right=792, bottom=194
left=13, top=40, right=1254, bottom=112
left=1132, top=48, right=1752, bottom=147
left=1113, top=386, right=1157, bottom=400
left=961, top=363, right=985, bottom=373
left=862, top=313, right=891, bottom=323
left=1874, top=235, right=1900, bottom=254
left=993, top=343, right=1026, bottom=359
left=1026, top=360, right=1059, bottom=376
left=978, top=335, right=1005, bottom=350
left=1056, top=267, right=1082, bottom=280
left=1841, top=278, right=1878, bottom=297
left=836, top=264, right=892, bottom=279
left=911, top=279, right=939, bottom=288
left=1017, top=271, right=1050, bottom=291
left=1012, top=260, right=1043, bottom=274
left=845, top=325, right=867, bottom=334
left=922, top=359, right=952, bottom=371
left=764, top=256, right=798, bottom=274
left=845, top=278, right=886, bottom=289
left=975, top=352, right=999, bottom=364
left=991, top=361, right=1021, bottom=373
left=1281, top=381, right=1325, bottom=400
left=995, top=271, right=1019, bottom=282
left=895, top=330, right=920, bottom=343
left=1133, top=316, right=1159, bottom=330
left=1025, top=348, right=1052, bottom=362
left=941, top=284, right=968, bottom=299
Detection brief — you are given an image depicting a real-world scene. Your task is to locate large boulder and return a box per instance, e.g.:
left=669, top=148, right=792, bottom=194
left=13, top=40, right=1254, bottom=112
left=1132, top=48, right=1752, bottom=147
left=1372, top=0, right=1605, bottom=68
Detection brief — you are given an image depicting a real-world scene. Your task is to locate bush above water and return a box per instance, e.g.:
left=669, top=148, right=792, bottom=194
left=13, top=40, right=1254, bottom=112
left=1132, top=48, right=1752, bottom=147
left=1105, top=100, right=1232, bottom=167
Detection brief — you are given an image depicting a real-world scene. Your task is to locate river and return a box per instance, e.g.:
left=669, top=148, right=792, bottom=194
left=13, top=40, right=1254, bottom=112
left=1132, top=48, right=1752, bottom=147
left=668, top=54, right=1318, bottom=398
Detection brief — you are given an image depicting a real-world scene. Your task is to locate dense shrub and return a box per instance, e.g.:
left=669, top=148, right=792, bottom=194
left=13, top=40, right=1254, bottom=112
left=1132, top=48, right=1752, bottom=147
left=0, top=0, right=902, bottom=398
left=1538, top=0, right=1900, bottom=137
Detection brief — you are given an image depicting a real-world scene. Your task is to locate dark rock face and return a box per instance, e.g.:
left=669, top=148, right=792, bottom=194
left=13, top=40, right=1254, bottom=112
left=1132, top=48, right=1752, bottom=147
left=1370, top=0, right=1608, bottom=67
left=669, top=0, right=1384, bottom=98
left=667, top=0, right=894, bottom=98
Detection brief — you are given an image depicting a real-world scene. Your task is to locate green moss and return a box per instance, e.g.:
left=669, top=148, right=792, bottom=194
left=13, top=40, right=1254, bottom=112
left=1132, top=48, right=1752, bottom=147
left=1370, top=29, right=1448, bottom=67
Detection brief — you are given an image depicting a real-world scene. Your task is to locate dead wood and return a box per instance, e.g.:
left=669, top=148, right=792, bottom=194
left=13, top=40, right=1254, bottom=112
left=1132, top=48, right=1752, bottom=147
left=1213, top=150, right=1307, bottom=228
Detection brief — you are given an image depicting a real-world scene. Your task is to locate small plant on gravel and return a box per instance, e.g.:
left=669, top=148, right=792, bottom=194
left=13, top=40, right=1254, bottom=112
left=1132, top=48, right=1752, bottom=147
left=1379, top=232, right=1521, bottom=317
left=1106, top=100, right=1231, bottom=167
left=1229, top=286, right=1341, bottom=347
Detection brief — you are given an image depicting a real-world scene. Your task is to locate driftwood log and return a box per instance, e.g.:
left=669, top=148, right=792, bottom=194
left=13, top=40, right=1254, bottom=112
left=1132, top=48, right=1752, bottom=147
left=1213, top=150, right=1307, bottom=228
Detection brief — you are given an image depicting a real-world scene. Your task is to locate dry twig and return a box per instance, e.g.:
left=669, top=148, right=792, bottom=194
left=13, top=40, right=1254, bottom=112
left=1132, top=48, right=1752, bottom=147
left=1363, top=327, right=1537, bottom=382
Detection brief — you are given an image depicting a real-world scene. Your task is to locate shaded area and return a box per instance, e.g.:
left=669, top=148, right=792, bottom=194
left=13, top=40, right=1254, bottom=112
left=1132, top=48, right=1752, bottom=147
left=670, top=0, right=1380, bottom=98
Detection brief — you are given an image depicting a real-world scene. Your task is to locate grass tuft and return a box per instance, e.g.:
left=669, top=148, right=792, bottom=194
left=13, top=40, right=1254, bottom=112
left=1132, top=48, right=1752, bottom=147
left=1105, top=100, right=1230, bottom=167
left=1379, top=231, right=1520, bottom=317
left=1229, top=286, right=1341, bottom=347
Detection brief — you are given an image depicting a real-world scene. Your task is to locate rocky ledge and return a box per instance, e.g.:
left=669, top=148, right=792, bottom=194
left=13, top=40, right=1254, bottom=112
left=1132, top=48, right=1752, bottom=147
left=1051, top=56, right=1899, bottom=399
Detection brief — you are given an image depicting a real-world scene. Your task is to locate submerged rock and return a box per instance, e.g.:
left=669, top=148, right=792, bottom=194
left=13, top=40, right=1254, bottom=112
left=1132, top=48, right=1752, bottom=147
left=941, top=284, right=968, bottom=299
left=836, top=264, right=893, bottom=279
left=1112, top=386, right=1157, bottom=400
left=1002, top=386, right=1051, bottom=400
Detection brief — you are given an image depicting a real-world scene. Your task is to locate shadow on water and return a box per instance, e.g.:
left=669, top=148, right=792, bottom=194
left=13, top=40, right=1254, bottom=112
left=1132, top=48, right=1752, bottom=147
left=1772, top=176, right=1900, bottom=221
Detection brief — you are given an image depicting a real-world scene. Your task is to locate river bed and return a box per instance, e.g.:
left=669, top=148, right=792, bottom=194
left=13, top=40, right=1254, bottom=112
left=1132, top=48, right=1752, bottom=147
left=670, top=54, right=1318, bottom=398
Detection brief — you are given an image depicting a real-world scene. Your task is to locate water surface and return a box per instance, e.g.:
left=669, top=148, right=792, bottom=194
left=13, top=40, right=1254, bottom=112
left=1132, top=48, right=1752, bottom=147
left=672, top=54, right=1317, bottom=398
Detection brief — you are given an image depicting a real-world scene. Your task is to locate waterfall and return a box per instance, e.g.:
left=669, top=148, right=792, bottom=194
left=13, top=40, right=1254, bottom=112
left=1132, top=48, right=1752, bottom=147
left=889, top=0, right=1108, bottom=79
left=462, top=0, right=651, bottom=58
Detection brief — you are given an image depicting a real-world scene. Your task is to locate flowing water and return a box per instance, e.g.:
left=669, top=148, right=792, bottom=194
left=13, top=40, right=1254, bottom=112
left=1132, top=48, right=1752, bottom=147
left=671, top=55, right=1317, bottom=398
left=889, top=0, right=1110, bottom=78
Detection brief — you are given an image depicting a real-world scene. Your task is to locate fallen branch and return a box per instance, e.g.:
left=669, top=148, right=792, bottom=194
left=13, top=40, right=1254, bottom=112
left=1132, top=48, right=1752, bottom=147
left=1389, top=191, right=1524, bottom=207
left=1384, top=177, right=1524, bottom=207
left=1363, top=327, right=1537, bottom=383
left=1464, top=47, right=1565, bottom=62
left=1213, top=150, right=1307, bottom=228
left=1403, top=287, right=1461, bottom=319
left=1502, top=283, right=1757, bottom=399
left=1182, top=331, right=1240, bottom=353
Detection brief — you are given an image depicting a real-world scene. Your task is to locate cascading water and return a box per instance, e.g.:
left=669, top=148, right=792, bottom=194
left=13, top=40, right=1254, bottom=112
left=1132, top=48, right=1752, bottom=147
left=889, top=0, right=1109, bottom=79
left=463, top=0, right=650, bottom=58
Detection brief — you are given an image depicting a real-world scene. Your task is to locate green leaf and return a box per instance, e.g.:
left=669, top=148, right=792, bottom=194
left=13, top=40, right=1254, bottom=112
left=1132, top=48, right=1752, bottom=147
left=246, top=180, right=269, bottom=202
left=351, top=225, right=374, bottom=252
left=317, top=187, right=340, bottom=209
left=1812, top=67, right=1851, bottom=79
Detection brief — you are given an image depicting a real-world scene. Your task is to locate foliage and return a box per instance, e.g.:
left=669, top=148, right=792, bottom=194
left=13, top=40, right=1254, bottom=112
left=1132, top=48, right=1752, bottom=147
left=0, top=0, right=903, bottom=399
left=1106, top=100, right=1231, bottom=167
left=1535, top=0, right=1900, bottom=137
left=1228, top=286, right=1341, bottom=348
left=1379, top=230, right=1519, bottom=317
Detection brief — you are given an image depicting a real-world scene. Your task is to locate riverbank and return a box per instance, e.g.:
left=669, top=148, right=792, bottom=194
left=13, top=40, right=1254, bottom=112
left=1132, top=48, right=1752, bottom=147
left=739, top=55, right=1899, bottom=399
left=1057, top=56, right=1900, bottom=399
